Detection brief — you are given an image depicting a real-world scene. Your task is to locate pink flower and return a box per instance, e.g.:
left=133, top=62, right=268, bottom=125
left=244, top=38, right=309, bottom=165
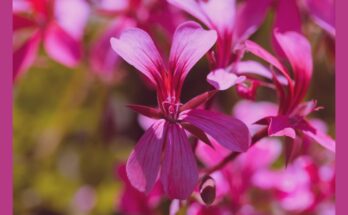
left=90, top=17, right=136, bottom=82
left=252, top=155, right=335, bottom=212
left=13, top=0, right=90, bottom=80
left=273, top=0, right=335, bottom=38
left=168, top=0, right=274, bottom=91
left=116, top=165, right=162, bottom=215
left=197, top=138, right=281, bottom=206
left=91, top=0, right=184, bottom=81
left=253, top=157, right=315, bottom=212
left=244, top=31, right=335, bottom=154
left=110, top=21, right=250, bottom=199
left=302, top=0, right=335, bottom=37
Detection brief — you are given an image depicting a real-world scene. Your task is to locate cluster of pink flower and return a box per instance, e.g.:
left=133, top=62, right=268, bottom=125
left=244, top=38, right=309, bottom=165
left=13, top=0, right=335, bottom=214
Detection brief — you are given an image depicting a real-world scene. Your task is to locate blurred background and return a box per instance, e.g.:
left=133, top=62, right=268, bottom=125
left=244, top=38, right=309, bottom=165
left=13, top=0, right=335, bottom=214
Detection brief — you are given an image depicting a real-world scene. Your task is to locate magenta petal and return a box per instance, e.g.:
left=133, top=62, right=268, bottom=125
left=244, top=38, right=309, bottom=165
left=168, top=0, right=236, bottom=34
left=234, top=0, right=272, bottom=42
left=181, top=109, right=250, bottom=152
left=274, top=31, right=312, bottom=103
left=244, top=40, right=288, bottom=76
left=268, top=116, right=296, bottom=139
left=167, top=0, right=211, bottom=29
left=13, top=14, right=36, bottom=31
left=274, top=31, right=313, bottom=79
left=126, top=120, right=166, bottom=193
left=110, top=27, right=164, bottom=86
left=117, top=165, right=152, bottom=215
left=169, top=21, right=217, bottom=84
left=304, top=0, right=335, bottom=37
left=91, top=19, right=135, bottom=77
left=303, top=130, right=335, bottom=153
left=273, top=0, right=302, bottom=34
left=207, top=68, right=245, bottom=90
left=44, top=23, right=82, bottom=67
left=272, top=0, right=302, bottom=57
left=13, top=31, right=41, bottom=80
left=160, top=123, right=198, bottom=199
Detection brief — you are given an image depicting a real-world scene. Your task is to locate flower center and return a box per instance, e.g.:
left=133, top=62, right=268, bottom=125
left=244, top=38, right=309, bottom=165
left=162, top=96, right=181, bottom=121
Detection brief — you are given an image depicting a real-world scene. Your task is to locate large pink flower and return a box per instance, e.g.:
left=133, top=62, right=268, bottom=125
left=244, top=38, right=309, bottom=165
left=168, top=0, right=274, bottom=91
left=110, top=21, right=250, bottom=199
left=244, top=31, right=335, bottom=155
left=13, top=0, right=90, bottom=80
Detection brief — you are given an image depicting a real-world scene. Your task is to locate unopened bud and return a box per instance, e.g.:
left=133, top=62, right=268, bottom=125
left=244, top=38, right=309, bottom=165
left=199, top=175, right=216, bottom=205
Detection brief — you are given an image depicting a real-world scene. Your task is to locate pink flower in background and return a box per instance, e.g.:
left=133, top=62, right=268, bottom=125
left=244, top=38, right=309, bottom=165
left=13, top=0, right=90, bottom=80
left=272, top=0, right=335, bottom=62
left=245, top=31, right=335, bottom=156
left=90, top=18, right=136, bottom=82
left=253, top=156, right=335, bottom=213
left=302, top=0, right=335, bottom=37
left=110, top=21, right=250, bottom=199
left=116, top=165, right=162, bottom=215
left=168, top=0, right=274, bottom=92
left=197, top=137, right=282, bottom=207
left=233, top=100, right=278, bottom=135
left=90, top=0, right=184, bottom=81
left=273, top=0, right=335, bottom=38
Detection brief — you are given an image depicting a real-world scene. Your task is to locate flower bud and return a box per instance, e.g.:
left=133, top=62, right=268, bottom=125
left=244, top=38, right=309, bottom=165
left=199, top=175, right=216, bottom=205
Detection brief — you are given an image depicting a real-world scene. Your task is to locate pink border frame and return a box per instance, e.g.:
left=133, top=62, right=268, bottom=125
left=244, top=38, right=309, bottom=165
left=336, top=0, right=347, bottom=213
left=0, top=0, right=12, bottom=214
left=0, top=0, right=345, bottom=214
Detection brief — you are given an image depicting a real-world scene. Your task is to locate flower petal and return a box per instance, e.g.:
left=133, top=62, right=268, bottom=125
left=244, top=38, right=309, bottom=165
left=273, top=0, right=302, bottom=33
left=98, top=0, right=129, bottom=12
left=244, top=40, right=288, bottom=76
left=110, top=27, right=164, bottom=86
left=13, top=14, right=36, bottom=31
left=235, top=60, right=289, bottom=85
left=268, top=116, right=296, bottom=139
left=170, top=21, right=217, bottom=88
left=126, top=120, right=167, bottom=193
left=117, top=165, right=152, bottom=215
left=272, top=0, right=302, bottom=57
left=13, top=31, right=41, bottom=80
left=303, top=130, right=335, bottom=153
left=274, top=31, right=312, bottom=104
left=160, top=123, right=198, bottom=199
left=181, top=109, right=250, bottom=152
left=274, top=31, right=312, bottom=79
left=44, top=23, right=82, bottom=67
left=168, top=0, right=237, bottom=34
left=198, top=0, right=236, bottom=33
left=234, top=0, right=272, bottom=43
left=90, top=19, right=136, bottom=79
left=167, top=0, right=211, bottom=29
left=303, top=0, right=335, bottom=37
left=207, top=68, right=245, bottom=90
left=235, top=60, right=272, bottom=79
left=55, top=0, right=90, bottom=40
